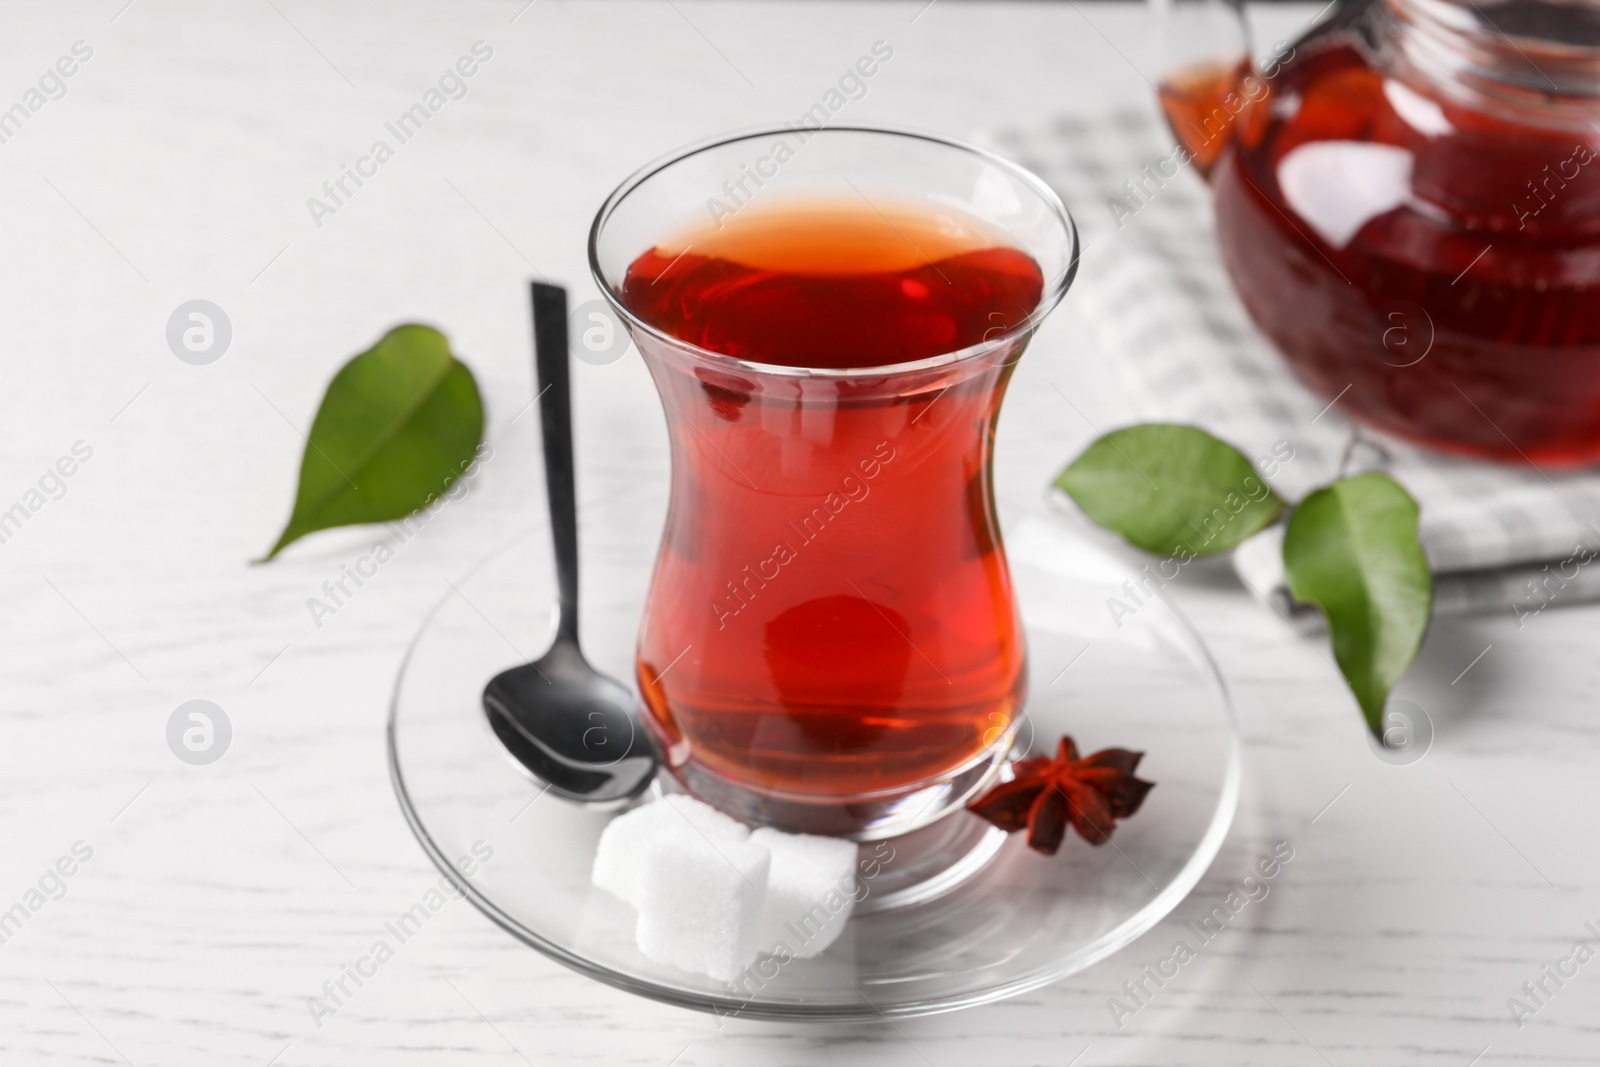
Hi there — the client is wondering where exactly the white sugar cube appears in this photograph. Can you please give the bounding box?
[752,827,860,959]
[659,793,751,841]
[593,795,864,980]
[592,794,749,909]
[636,827,769,982]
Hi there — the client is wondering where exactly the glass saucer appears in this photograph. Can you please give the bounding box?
[388,511,1240,1020]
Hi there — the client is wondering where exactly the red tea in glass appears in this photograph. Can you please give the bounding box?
[590,129,1076,837]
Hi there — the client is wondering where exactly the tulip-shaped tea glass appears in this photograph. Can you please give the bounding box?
[591,127,1077,839]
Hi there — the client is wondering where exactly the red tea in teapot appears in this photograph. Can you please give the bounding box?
[1161,0,1600,464]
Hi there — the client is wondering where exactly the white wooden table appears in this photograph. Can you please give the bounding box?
[2,1,1595,1063]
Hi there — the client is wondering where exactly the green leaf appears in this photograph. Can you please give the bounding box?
[1054,423,1286,556]
[259,324,484,561]
[1281,473,1432,737]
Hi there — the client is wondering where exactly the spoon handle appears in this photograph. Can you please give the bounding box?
[531,282,580,643]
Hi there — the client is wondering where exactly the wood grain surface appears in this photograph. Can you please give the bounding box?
[0,1,1592,1063]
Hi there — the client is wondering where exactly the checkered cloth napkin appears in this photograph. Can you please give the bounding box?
[985,111,1600,623]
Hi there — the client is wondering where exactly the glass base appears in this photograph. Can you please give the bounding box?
[853,803,1009,912]
[622,776,1011,910]
[657,722,1019,841]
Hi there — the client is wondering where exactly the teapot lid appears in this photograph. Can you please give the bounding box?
[1388,0,1600,108]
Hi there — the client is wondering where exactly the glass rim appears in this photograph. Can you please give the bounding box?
[587,124,1080,380]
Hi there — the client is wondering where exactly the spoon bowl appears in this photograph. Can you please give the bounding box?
[485,644,655,803]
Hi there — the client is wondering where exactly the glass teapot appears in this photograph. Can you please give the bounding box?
[1154,0,1600,465]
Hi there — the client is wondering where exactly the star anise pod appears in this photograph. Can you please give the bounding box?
[968,736,1155,854]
